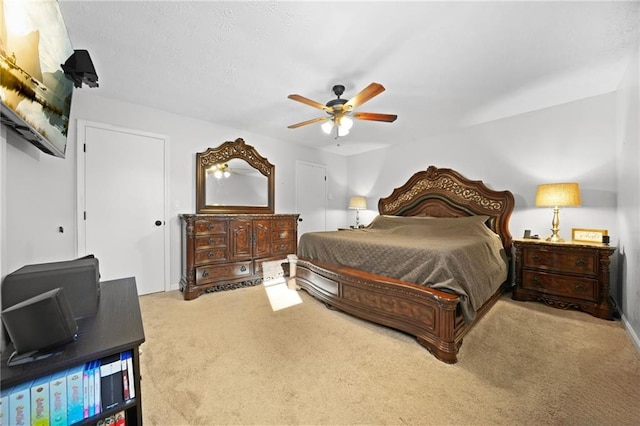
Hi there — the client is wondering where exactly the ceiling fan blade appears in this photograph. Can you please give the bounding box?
[288,94,330,111]
[287,116,329,129]
[344,83,386,110]
[353,112,398,122]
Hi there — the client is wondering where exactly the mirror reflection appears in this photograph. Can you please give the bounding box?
[205,158,269,207]
[195,138,274,214]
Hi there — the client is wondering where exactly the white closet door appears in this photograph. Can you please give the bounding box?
[81,122,167,295]
[296,161,327,237]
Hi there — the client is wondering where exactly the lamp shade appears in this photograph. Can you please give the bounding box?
[348,196,367,210]
[535,183,581,207]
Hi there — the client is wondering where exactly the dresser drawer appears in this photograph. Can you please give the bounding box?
[272,219,294,230]
[195,261,252,285]
[522,270,598,302]
[194,219,227,235]
[272,229,294,241]
[195,234,227,249]
[194,248,228,265]
[271,240,294,255]
[523,248,597,275]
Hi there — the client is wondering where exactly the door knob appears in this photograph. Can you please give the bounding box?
[298,218,303,222]
[155,220,162,226]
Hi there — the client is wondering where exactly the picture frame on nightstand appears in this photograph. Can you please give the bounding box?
[571,228,608,243]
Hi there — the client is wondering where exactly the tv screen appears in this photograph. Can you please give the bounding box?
[0,0,74,158]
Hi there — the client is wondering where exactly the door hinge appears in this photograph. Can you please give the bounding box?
[84,211,86,220]
[83,143,86,153]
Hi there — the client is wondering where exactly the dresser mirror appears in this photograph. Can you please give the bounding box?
[195,138,275,214]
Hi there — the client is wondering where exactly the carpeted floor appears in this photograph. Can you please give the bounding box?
[137,283,640,425]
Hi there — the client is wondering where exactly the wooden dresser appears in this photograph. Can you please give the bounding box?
[179,213,299,300]
[512,238,616,319]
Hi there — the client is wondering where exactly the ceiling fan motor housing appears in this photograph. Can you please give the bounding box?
[326,84,348,111]
[332,84,345,97]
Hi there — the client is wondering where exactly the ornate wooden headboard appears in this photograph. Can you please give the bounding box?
[378,166,515,251]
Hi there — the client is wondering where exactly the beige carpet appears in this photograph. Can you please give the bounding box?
[138,284,640,425]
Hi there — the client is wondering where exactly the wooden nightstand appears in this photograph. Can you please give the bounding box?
[512,238,616,320]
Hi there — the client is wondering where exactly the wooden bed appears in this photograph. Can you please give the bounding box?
[292,166,515,363]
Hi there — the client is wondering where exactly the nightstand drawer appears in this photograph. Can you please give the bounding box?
[522,270,598,302]
[523,248,597,275]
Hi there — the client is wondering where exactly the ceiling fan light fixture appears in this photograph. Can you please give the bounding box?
[339,116,353,131]
[321,120,334,134]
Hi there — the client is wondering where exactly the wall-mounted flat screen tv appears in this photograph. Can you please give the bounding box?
[0,0,74,158]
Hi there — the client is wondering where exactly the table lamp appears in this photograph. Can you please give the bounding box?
[535,182,581,242]
[348,196,367,228]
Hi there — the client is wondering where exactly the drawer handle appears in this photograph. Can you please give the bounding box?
[207,224,215,231]
[240,265,247,272]
[280,232,286,239]
[575,283,587,292]
[202,271,209,278]
[531,277,542,287]
[576,258,587,267]
[208,237,215,245]
[207,251,214,258]
[532,254,541,262]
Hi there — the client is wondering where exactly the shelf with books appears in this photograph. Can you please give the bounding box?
[1,278,145,426]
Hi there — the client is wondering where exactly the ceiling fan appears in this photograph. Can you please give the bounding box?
[287,83,398,138]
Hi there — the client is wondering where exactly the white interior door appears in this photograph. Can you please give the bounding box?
[77,121,168,295]
[296,161,327,237]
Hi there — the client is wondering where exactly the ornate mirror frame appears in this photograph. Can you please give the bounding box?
[195,138,275,214]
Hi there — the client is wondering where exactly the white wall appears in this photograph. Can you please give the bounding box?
[348,93,618,243]
[616,47,640,347]
[2,92,348,289]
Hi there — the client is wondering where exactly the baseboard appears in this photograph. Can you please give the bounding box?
[170,282,180,292]
[621,312,640,354]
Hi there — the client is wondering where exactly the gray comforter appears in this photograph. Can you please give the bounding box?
[298,215,508,322]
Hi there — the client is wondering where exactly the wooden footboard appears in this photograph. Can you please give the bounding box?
[294,257,504,363]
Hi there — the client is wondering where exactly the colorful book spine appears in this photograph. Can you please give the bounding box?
[0,385,11,426]
[93,360,101,415]
[8,381,31,426]
[114,410,126,426]
[66,364,84,425]
[49,371,67,426]
[125,351,135,400]
[67,365,84,425]
[30,375,50,426]
[121,353,130,401]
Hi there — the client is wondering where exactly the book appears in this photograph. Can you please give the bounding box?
[100,353,124,411]
[120,352,129,401]
[1,386,11,426]
[82,363,90,419]
[87,361,95,417]
[94,360,101,415]
[114,410,126,426]
[66,365,84,424]
[49,371,67,426]
[30,375,50,426]
[9,380,31,426]
[121,351,135,400]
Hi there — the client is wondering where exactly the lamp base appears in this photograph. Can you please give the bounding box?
[546,233,564,243]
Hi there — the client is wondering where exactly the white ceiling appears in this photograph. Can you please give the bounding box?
[58,1,639,156]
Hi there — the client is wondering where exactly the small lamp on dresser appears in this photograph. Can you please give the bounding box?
[535,182,581,242]
[349,196,367,228]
